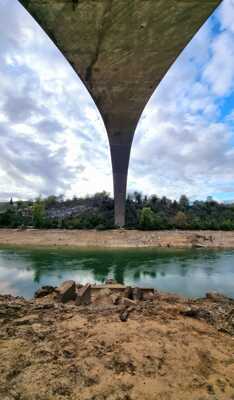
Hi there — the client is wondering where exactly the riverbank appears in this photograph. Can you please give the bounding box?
[0,283,233,400]
[0,228,234,248]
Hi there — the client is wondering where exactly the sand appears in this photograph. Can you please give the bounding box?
[0,228,234,248]
[0,288,233,400]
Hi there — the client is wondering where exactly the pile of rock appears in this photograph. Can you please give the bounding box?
[35,280,91,305]
[34,280,156,307]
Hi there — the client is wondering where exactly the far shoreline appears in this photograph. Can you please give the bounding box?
[0,228,234,249]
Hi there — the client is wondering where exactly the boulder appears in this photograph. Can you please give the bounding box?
[111,294,120,305]
[123,286,132,299]
[132,287,142,301]
[206,292,229,302]
[76,284,91,306]
[105,278,118,285]
[121,298,137,307]
[119,309,129,322]
[57,281,76,303]
[34,286,55,299]
[143,291,154,301]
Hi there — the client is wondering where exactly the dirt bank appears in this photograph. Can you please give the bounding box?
[0,284,234,400]
[0,229,234,248]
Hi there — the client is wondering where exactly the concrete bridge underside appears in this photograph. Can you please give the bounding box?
[19,0,221,226]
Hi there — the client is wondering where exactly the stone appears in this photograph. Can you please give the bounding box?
[119,305,135,322]
[132,287,142,301]
[119,309,129,322]
[206,292,229,302]
[121,298,137,307]
[76,284,91,306]
[143,291,154,301]
[34,286,55,298]
[33,303,54,310]
[123,286,132,299]
[76,283,83,289]
[110,294,120,305]
[105,278,118,285]
[57,281,76,303]
[93,288,113,305]
[181,307,214,323]
[14,315,39,325]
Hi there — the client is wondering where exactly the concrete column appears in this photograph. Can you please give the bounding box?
[109,140,133,227]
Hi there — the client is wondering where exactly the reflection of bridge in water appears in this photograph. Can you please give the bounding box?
[19,0,221,226]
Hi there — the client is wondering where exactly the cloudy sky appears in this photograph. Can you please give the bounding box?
[0,0,234,202]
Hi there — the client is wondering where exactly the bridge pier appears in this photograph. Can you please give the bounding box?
[107,124,134,227]
[109,140,133,227]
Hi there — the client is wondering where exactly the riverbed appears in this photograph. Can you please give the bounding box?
[0,246,233,299]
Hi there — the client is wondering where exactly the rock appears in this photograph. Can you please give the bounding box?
[206,292,229,302]
[143,291,154,301]
[76,284,91,306]
[103,288,112,296]
[132,287,142,301]
[34,286,55,298]
[33,303,54,310]
[153,289,160,298]
[57,281,76,303]
[14,314,39,325]
[181,308,199,318]
[93,288,113,305]
[121,298,137,307]
[76,283,83,289]
[110,294,120,305]
[124,286,132,299]
[181,307,214,323]
[119,309,129,322]
[105,278,118,285]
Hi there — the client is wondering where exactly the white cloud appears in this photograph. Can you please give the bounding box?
[219,0,234,32]
[203,31,234,96]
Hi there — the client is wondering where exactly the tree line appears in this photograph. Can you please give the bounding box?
[0,192,233,230]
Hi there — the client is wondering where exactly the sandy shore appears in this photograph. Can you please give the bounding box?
[0,228,234,249]
[0,287,233,400]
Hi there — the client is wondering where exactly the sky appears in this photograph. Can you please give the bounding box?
[0,0,234,202]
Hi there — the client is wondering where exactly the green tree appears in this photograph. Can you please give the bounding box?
[32,200,45,228]
[139,207,155,230]
[44,195,57,208]
[179,195,189,210]
[134,191,143,206]
[174,211,188,229]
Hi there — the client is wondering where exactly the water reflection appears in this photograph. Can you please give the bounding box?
[0,246,233,299]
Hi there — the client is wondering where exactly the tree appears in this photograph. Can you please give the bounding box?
[32,200,45,228]
[179,195,189,210]
[139,207,155,230]
[174,211,188,229]
[133,191,143,206]
[44,195,57,208]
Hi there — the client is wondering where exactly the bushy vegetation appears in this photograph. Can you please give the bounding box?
[0,192,234,230]
[126,193,234,230]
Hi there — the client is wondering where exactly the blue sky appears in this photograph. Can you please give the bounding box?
[0,0,233,202]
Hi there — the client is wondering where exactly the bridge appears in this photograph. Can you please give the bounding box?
[19,0,222,226]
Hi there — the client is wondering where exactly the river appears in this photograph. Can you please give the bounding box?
[0,246,233,299]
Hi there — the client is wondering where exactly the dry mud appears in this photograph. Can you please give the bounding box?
[0,289,233,400]
[0,229,234,248]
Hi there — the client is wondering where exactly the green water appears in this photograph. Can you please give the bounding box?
[0,246,233,299]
